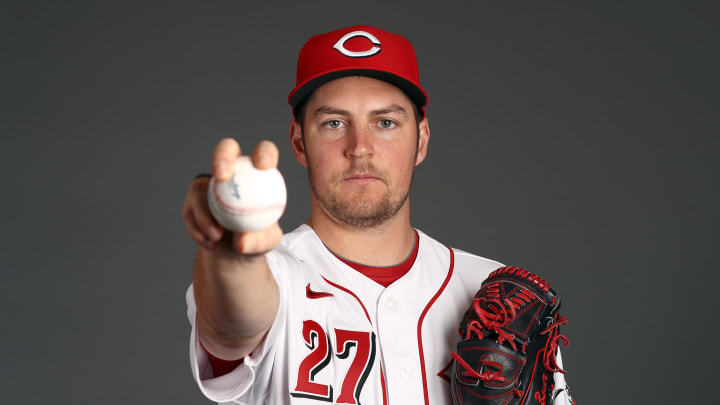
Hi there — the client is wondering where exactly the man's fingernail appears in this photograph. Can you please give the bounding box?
[256,152,271,168]
[214,160,227,178]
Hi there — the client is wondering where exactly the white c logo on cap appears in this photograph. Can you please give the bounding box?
[333,31,381,58]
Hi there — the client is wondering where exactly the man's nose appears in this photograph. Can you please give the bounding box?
[345,125,374,159]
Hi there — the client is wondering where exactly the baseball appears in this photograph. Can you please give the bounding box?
[207,156,287,232]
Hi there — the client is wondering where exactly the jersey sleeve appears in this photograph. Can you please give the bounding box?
[185,246,296,404]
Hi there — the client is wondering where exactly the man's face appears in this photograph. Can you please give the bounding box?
[290,76,429,228]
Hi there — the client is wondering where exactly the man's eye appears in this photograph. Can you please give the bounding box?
[325,120,342,129]
[378,119,396,129]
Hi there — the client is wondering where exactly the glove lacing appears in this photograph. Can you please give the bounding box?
[452,296,570,397]
[451,297,523,396]
[541,316,569,374]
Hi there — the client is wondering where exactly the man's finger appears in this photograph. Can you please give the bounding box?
[182,201,208,245]
[234,222,283,255]
[191,177,225,238]
[252,140,279,170]
[213,138,241,181]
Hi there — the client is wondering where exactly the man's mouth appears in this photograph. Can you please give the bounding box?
[347,173,376,179]
[344,173,382,184]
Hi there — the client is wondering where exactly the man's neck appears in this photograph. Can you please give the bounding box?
[307,200,416,267]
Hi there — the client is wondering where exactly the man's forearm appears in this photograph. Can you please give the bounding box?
[192,247,279,360]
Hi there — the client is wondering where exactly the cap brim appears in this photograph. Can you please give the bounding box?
[289,69,427,116]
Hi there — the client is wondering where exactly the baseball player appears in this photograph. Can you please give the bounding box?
[182,25,573,404]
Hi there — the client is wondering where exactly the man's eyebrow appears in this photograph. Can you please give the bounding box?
[370,105,409,119]
[314,106,350,117]
[312,104,410,119]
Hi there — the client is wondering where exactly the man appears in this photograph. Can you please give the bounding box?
[182,25,572,404]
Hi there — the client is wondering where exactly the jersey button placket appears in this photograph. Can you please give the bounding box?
[378,292,421,403]
[383,299,411,381]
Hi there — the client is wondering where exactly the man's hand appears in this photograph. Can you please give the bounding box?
[182,138,283,255]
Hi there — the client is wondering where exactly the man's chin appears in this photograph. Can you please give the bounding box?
[325,198,403,228]
[335,203,382,219]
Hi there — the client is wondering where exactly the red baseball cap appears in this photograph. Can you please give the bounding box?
[288,25,428,117]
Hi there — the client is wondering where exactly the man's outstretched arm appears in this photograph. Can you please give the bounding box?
[182,138,283,361]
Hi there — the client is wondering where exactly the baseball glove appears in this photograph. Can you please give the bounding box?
[450,266,571,405]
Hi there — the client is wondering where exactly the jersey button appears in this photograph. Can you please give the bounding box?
[386,297,398,308]
[400,367,411,378]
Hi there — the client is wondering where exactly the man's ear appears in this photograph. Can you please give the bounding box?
[289,119,308,167]
[415,117,430,166]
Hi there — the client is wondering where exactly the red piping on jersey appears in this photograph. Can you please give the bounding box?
[417,247,455,405]
[380,368,388,405]
[320,276,388,405]
[321,276,372,323]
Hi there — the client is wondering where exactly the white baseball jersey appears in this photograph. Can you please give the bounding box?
[186,224,572,404]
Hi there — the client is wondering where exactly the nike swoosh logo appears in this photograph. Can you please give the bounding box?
[306,283,334,299]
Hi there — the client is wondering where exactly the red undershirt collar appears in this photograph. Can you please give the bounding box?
[329,230,420,287]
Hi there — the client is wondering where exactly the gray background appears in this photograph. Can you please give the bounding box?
[2,1,718,403]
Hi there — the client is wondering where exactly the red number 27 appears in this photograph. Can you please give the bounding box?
[291,320,376,404]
